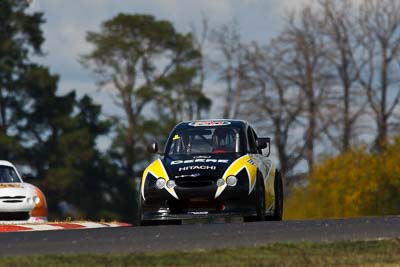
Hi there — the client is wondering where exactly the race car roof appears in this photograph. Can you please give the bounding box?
[174,119,248,131]
[0,160,16,168]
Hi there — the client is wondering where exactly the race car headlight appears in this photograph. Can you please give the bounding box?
[226,176,238,187]
[166,180,176,189]
[216,178,225,187]
[33,196,40,204]
[156,178,166,189]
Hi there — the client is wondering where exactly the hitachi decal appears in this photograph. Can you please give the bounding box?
[171,159,229,165]
[179,165,217,171]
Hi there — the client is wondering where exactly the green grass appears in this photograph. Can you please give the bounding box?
[2,239,400,267]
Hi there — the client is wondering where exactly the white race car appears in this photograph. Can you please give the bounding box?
[0,161,47,223]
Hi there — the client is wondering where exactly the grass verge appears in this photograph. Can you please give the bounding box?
[2,239,400,267]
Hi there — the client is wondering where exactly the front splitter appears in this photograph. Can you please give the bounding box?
[141,211,256,221]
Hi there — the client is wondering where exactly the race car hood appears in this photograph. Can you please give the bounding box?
[0,183,33,198]
[163,154,239,179]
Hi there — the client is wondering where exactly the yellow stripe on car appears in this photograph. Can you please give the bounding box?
[141,159,178,200]
[215,155,257,198]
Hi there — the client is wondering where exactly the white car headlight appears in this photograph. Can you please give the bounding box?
[166,180,176,189]
[156,178,166,189]
[226,176,238,187]
[33,196,40,204]
[216,178,225,187]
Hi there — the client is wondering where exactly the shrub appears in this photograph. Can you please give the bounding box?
[284,138,400,219]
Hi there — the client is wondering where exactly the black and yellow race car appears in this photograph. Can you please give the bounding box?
[139,120,283,225]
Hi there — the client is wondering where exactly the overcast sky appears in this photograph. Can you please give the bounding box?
[29,0,308,115]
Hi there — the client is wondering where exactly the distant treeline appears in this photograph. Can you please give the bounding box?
[1,0,400,221]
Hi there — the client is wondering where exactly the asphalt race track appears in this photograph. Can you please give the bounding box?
[1,216,399,256]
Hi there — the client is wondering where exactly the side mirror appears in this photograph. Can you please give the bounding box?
[22,173,34,180]
[147,142,158,154]
[256,137,271,157]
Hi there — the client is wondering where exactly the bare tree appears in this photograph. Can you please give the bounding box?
[355,0,400,151]
[210,20,247,119]
[190,14,211,119]
[244,42,305,178]
[316,0,366,153]
[277,7,333,170]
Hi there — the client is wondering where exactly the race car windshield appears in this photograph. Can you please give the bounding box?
[167,126,243,155]
[0,166,21,183]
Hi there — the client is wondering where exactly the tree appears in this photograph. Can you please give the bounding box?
[81,14,207,178]
[210,21,247,119]
[17,65,129,220]
[0,0,44,159]
[277,7,333,170]
[356,0,400,151]
[0,1,139,221]
[316,0,365,153]
[191,15,212,119]
[244,42,305,178]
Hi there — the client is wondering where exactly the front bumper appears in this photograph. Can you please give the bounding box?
[0,203,47,223]
[141,179,257,221]
[0,212,47,224]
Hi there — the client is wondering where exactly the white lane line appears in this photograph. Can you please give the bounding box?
[23,224,63,231]
[77,222,111,228]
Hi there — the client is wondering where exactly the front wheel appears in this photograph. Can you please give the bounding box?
[255,174,266,221]
[244,173,265,222]
[272,170,283,221]
[136,192,155,226]
[135,193,145,226]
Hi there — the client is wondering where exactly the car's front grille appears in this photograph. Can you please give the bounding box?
[0,196,25,199]
[0,196,25,204]
[0,212,30,221]
[175,177,216,187]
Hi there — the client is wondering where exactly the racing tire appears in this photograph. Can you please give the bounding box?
[136,192,155,226]
[137,196,181,226]
[135,193,145,226]
[137,200,162,226]
[255,173,266,221]
[272,170,283,221]
[244,173,266,222]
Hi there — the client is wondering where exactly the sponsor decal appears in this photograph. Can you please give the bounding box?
[188,121,231,127]
[247,159,256,166]
[0,184,22,188]
[178,165,216,172]
[171,159,229,165]
[172,134,180,141]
